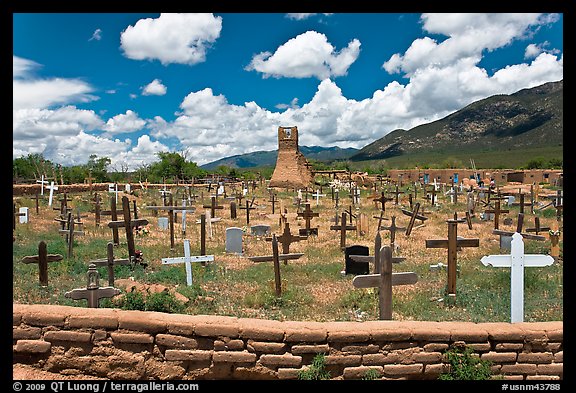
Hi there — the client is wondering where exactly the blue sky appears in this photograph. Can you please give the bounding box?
[13,13,563,171]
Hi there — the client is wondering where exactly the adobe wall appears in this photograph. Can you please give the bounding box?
[13,304,563,380]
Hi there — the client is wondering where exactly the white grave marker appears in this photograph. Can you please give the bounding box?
[36,175,49,195]
[108,183,121,203]
[45,181,58,206]
[480,232,554,323]
[312,189,326,206]
[161,239,214,286]
[19,207,29,224]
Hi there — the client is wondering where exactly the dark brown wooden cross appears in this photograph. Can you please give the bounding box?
[20,241,63,286]
[203,196,224,218]
[484,197,509,230]
[91,192,102,226]
[247,235,304,296]
[401,202,428,236]
[64,264,121,308]
[352,245,417,320]
[269,192,278,214]
[297,203,319,235]
[31,193,41,215]
[344,205,356,225]
[146,194,196,250]
[511,191,532,214]
[266,222,307,265]
[493,213,546,241]
[89,242,130,286]
[425,185,439,206]
[525,216,551,236]
[240,197,257,225]
[373,191,393,212]
[372,211,389,233]
[55,212,85,258]
[425,219,480,296]
[107,196,149,266]
[391,185,404,205]
[330,212,357,250]
[380,216,406,251]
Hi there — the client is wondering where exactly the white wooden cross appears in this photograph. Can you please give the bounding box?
[312,189,326,206]
[108,183,121,203]
[36,175,49,195]
[480,232,554,323]
[161,239,214,286]
[45,181,58,206]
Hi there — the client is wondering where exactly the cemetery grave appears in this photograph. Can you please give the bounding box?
[12,178,563,323]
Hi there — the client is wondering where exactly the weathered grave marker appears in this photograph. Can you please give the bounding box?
[484,197,510,230]
[297,203,319,236]
[107,196,149,266]
[373,191,393,212]
[481,232,554,322]
[248,235,304,296]
[161,239,214,286]
[344,244,370,275]
[65,264,121,308]
[251,224,271,237]
[45,181,58,207]
[203,196,224,219]
[493,213,545,251]
[425,219,480,296]
[380,216,406,251]
[265,222,307,264]
[89,242,130,286]
[240,197,257,225]
[402,202,427,236]
[525,217,550,236]
[352,245,417,320]
[20,241,63,286]
[225,227,243,255]
[330,212,357,250]
[145,194,196,250]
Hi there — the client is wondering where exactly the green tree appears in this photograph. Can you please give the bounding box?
[85,155,111,182]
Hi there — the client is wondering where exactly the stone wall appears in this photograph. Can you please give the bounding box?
[13,304,562,380]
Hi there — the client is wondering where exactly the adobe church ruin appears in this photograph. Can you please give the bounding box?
[269,126,313,189]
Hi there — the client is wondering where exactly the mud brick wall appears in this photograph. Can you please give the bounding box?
[269,127,313,190]
[13,304,562,380]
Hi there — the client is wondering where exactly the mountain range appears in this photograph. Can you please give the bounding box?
[200,79,563,169]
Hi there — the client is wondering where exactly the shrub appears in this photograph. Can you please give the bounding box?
[438,345,493,380]
[298,353,331,380]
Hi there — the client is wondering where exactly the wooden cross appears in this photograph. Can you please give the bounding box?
[202,196,224,219]
[161,239,214,286]
[240,197,257,225]
[511,191,532,214]
[30,193,41,215]
[64,264,121,308]
[425,184,438,206]
[525,216,551,236]
[391,185,404,205]
[484,197,509,230]
[36,175,49,195]
[146,194,196,250]
[425,219,480,296]
[380,216,406,251]
[372,211,389,233]
[312,189,326,206]
[493,213,546,241]
[297,203,319,235]
[20,241,63,286]
[401,202,428,236]
[265,222,307,262]
[247,235,304,296]
[446,186,464,204]
[85,171,94,195]
[268,192,278,214]
[373,191,393,212]
[45,181,59,207]
[481,232,554,322]
[330,212,357,250]
[56,212,85,258]
[352,245,418,320]
[89,242,130,287]
[344,205,356,225]
[107,196,149,266]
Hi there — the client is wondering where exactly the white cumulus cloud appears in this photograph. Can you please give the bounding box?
[103,110,147,134]
[142,79,167,96]
[120,13,222,65]
[246,31,361,79]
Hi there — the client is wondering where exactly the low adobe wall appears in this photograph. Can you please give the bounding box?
[13,304,563,380]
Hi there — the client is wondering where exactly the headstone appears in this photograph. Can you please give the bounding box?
[158,217,169,230]
[18,207,29,224]
[251,224,271,237]
[507,195,516,206]
[226,227,243,255]
[345,245,370,275]
[481,232,554,322]
[161,239,214,286]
